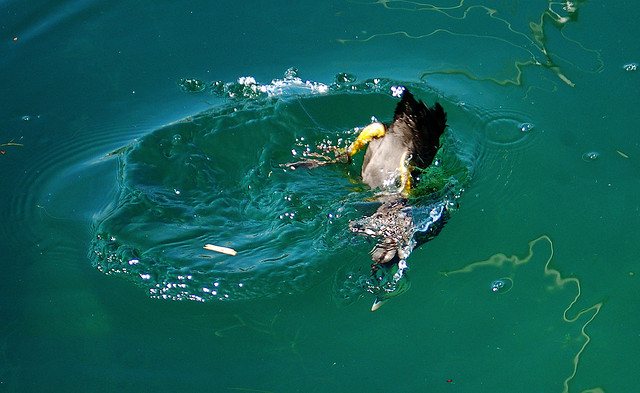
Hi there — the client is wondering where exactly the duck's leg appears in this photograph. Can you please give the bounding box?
[346,122,386,156]
[398,151,413,196]
[285,122,386,170]
[285,151,348,170]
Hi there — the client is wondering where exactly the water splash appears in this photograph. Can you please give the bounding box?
[188,67,331,100]
[90,71,481,304]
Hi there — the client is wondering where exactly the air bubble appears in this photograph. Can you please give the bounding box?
[483,114,534,147]
[623,63,638,72]
[335,72,356,84]
[284,67,299,79]
[582,151,599,161]
[391,86,405,97]
[490,278,513,293]
[178,78,206,93]
[519,122,534,132]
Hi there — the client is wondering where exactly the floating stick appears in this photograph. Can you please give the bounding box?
[204,244,237,256]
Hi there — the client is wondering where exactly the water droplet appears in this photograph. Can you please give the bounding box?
[490,278,513,293]
[519,122,534,132]
[284,67,299,79]
[623,63,638,71]
[582,151,599,161]
[391,85,405,97]
[178,78,206,92]
[335,72,356,84]
[483,116,533,146]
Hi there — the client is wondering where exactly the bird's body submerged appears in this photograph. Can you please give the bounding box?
[288,87,448,310]
[351,88,447,309]
[360,89,447,192]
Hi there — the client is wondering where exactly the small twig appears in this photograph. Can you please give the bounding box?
[616,149,629,159]
[0,139,24,147]
[204,244,237,256]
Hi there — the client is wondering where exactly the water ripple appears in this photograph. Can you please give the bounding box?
[2,116,144,267]
[6,71,542,302]
[455,103,538,212]
[89,75,483,302]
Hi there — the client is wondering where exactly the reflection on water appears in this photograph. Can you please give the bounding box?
[442,235,603,393]
[1,0,634,390]
[342,0,603,91]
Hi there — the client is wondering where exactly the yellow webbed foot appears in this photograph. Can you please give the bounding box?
[347,122,386,156]
[398,151,413,196]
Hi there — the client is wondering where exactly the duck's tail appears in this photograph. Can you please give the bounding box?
[393,88,447,168]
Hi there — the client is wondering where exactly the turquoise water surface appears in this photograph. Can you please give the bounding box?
[1,1,638,392]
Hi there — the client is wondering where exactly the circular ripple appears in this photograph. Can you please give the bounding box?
[480,110,536,149]
[0,113,143,267]
[451,104,539,214]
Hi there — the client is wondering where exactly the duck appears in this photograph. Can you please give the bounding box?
[288,87,448,310]
[349,87,447,193]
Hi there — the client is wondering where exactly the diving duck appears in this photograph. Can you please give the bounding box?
[289,87,448,310]
[350,87,446,193]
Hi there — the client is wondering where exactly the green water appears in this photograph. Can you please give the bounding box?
[1,1,638,392]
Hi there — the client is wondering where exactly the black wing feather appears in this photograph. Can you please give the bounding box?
[391,89,447,168]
